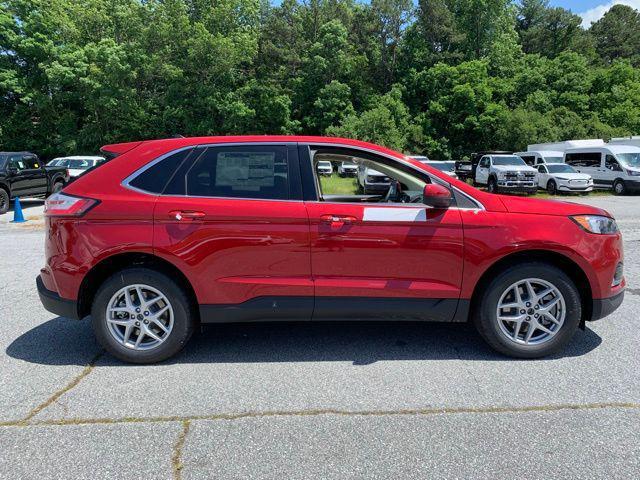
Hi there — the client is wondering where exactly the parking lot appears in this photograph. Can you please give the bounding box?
[1,195,639,479]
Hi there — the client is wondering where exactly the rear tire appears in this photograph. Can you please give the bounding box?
[474,262,581,359]
[613,179,626,196]
[91,268,196,364]
[0,188,9,215]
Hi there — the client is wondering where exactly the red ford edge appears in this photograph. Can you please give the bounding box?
[37,136,625,363]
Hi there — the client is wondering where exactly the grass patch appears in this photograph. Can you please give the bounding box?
[319,174,360,195]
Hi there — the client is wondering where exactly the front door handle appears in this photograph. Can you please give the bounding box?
[320,214,357,227]
[169,210,206,221]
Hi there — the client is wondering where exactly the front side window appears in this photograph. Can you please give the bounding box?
[23,156,39,169]
[479,157,490,168]
[605,155,622,171]
[186,146,289,200]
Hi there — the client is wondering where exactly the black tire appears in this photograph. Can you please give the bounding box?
[546,180,557,195]
[0,188,9,215]
[51,181,64,195]
[613,179,626,196]
[474,262,582,359]
[91,268,196,364]
[487,176,498,194]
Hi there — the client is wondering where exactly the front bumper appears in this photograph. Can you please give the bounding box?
[590,290,625,321]
[558,184,594,192]
[36,275,79,320]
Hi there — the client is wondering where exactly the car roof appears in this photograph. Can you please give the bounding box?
[515,150,564,157]
[565,145,640,154]
[54,155,105,160]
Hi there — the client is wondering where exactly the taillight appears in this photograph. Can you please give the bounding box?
[44,193,98,217]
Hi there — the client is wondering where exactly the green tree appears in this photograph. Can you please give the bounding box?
[590,4,640,66]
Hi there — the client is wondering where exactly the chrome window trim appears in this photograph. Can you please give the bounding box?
[121,140,485,211]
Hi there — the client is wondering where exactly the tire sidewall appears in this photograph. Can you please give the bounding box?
[476,263,581,358]
[91,268,195,363]
[547,180,556,195]
[0,189,9,215]
[614,180,625,196]
[488,177,497,193]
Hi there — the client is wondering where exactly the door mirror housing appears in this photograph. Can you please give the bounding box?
[423,184,453,208]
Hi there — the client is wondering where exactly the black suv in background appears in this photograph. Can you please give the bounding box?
[0,152,70,214]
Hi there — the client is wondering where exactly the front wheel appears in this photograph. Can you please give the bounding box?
[474,262,581,358]
[613,180,626,196]
[0,188,9,215]
[547,180,557,195]
[487,177,498,194]
[91,268,196,363]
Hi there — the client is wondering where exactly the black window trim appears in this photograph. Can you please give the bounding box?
[122,142,303,202]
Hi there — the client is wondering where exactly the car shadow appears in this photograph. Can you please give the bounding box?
[6,316,603,366]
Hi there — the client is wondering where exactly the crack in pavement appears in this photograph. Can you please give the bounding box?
[171,420,191,480]
[1,401,638,429]
[18,350,104,425]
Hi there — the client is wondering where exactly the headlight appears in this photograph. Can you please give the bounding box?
[571,215,619,234]
[626,169,640,176]
[496,172,506,179]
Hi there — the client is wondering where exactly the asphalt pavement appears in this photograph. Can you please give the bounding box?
[0,195,638,479]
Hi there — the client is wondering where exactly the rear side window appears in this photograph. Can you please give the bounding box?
[129,148,193,194]
[184,146,289,200]
[565,152,601,168]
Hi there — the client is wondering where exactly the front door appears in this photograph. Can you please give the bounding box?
[153,143,313,321]
[21,154,47,195]
[302,145,465,322]
[476,157,490,184]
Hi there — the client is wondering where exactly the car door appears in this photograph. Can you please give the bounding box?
[19,154,47,195]
[152,143,313,321]
[300,144,464,322]
[476,156,490,184]
[604,154,624,187]
[537,165,548,188]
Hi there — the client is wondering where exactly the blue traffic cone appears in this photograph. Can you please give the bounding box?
[11,197,26,223]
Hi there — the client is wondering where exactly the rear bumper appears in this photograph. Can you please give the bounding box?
[590,290,625,321]
[36,275,79,320]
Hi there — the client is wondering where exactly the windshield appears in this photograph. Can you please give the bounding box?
[547,164,575,174]
[544,157,564,163]
[427,162,455,172]
[47,159,62,166]
[617,153,640,168]
[66,159,93,169]
[493,156,526,166]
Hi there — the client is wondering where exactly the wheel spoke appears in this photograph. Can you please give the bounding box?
[107,318,131,326]
[524,324,536,343]
[134,329,145,348]
[151,319,169,333]
[513,321,523,340]
[525,281,537,303]
[541,296,560,312]
[144,327,162,343]
[123,325,133,344]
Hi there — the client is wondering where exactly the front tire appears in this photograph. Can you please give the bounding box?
[487,177,498,194]
[613,179,626,196]
[91,268,196,363]
[0,188,9,215]
[474,262,581,358]
[547,180,557,195]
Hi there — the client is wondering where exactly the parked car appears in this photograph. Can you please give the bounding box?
[37,136,625,363]
[408,155,429,162]
[0,151,70,214]
[536,163,593,195]
[475,154,538,194]
[338,160,358,177]
[316,160,333,176]
[357,165,392,194]
[455,160,473,181]
[47,156,105,178]
[515,151,565,167]
[423,161,458,180]
[564,144,640,195]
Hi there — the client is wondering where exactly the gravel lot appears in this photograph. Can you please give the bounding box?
[0,195,639,479]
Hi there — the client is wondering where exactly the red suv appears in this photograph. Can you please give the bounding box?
[37,136,625,363]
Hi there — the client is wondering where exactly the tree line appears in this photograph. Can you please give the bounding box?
[2,0,640,159]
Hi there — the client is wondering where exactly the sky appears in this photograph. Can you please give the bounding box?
[550,1,640,27]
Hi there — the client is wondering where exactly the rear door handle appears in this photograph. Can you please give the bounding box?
[169,210,206,221]
[320,214,357,227]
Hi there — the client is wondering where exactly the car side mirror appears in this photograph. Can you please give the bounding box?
[7,166,18,175]
[423,184,452,208]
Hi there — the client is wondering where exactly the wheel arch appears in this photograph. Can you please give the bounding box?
[0,182,10,197]
[77,252,199,321]
[469,250,593,324]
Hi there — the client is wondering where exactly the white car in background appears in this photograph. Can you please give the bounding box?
[535,163,593,195]
[47,156,105,178]
[316,160,333,176]
[338,161,358,177]
[422,160,458,180]
[515,150,565,167]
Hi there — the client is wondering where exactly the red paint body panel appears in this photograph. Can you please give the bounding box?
[43,135,624,322]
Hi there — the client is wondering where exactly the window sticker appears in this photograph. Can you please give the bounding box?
[216,152,276,191]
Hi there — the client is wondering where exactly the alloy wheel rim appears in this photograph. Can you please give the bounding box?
[496,278,566,346]
[106,284,174,351]
[615,182,623,194]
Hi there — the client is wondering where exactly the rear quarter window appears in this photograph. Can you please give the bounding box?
[128,148,193,194]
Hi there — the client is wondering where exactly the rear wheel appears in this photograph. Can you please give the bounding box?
[0,188,9,215]
[613,179,626,196]
[91,268,196,363]
[474,262,581,358]
[51,181,64,195]
[547,180,557,195]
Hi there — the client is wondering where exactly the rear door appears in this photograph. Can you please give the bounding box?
[152,143,313,321]
[301,144,464,322]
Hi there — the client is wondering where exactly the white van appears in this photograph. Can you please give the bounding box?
[564,144,640,195]
[515,150,565,167]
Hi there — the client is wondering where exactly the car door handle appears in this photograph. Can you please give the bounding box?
[169,210,205,221]
[320,214,357,226]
